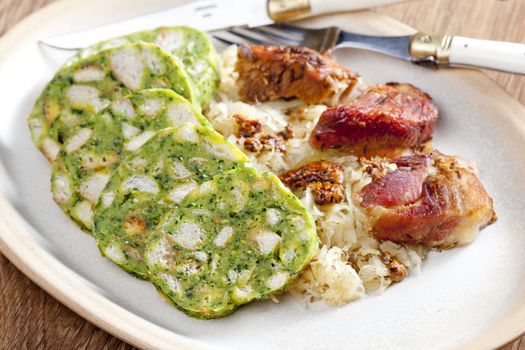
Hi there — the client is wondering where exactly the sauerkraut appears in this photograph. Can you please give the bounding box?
[205,45,428,307]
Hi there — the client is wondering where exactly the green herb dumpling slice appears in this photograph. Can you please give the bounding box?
[28,42,198,162]
[51,89,208,231]
[93,124,249,278]
[145,167,320,319]
[75,26,220,110]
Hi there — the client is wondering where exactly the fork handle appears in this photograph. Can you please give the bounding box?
[448,37,525,74]
[268,0,409,22]
[409,32,525,75]
[310,0,410,16]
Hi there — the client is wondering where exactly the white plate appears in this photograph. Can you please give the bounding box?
[1,1,525,349]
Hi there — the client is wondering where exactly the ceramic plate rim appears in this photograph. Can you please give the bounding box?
[0,1,524,349]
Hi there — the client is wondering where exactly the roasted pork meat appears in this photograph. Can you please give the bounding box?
[236,45,358,106]
[310,83,438,155]
[279,160,345,205]
[355,151,496,248]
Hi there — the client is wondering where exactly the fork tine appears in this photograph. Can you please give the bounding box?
[268,23,308,35]
[212,30,262,46]
[227,27,275,46]
[212,31,240,46]
[248,27,302,46]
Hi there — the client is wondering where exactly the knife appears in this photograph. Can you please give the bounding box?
[39,0,410,50]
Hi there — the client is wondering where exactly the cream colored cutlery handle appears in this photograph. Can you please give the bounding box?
[449,36,525,75]
[268,0,408,22]
[310,0,409,16]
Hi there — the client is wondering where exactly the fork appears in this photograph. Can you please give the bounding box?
[212,24,525,75]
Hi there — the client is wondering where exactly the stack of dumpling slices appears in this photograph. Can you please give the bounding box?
[27,27,319,318]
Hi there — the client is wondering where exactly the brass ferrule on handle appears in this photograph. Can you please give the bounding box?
[267,0,312,22]
[409,32,453,64]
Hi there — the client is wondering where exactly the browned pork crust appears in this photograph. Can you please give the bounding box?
[355,151,496,248]
[236,45,358,105]
[311,83,438,156]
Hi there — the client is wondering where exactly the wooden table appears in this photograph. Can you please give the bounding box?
[0,1,523,349]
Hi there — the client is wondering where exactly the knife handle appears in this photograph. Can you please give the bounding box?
[267,0,409,22]
[409,32,525,75]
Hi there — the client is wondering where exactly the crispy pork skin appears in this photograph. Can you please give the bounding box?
[279,160,345,205]
[236,45,358,106]
[355,151,496,248]
[310,83,438,155]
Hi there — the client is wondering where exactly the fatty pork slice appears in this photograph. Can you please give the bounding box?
[236,45,358,106]
[310,83,438,155]
[355,151,496,248]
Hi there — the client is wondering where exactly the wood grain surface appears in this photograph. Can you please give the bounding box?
[0,1,523,349]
